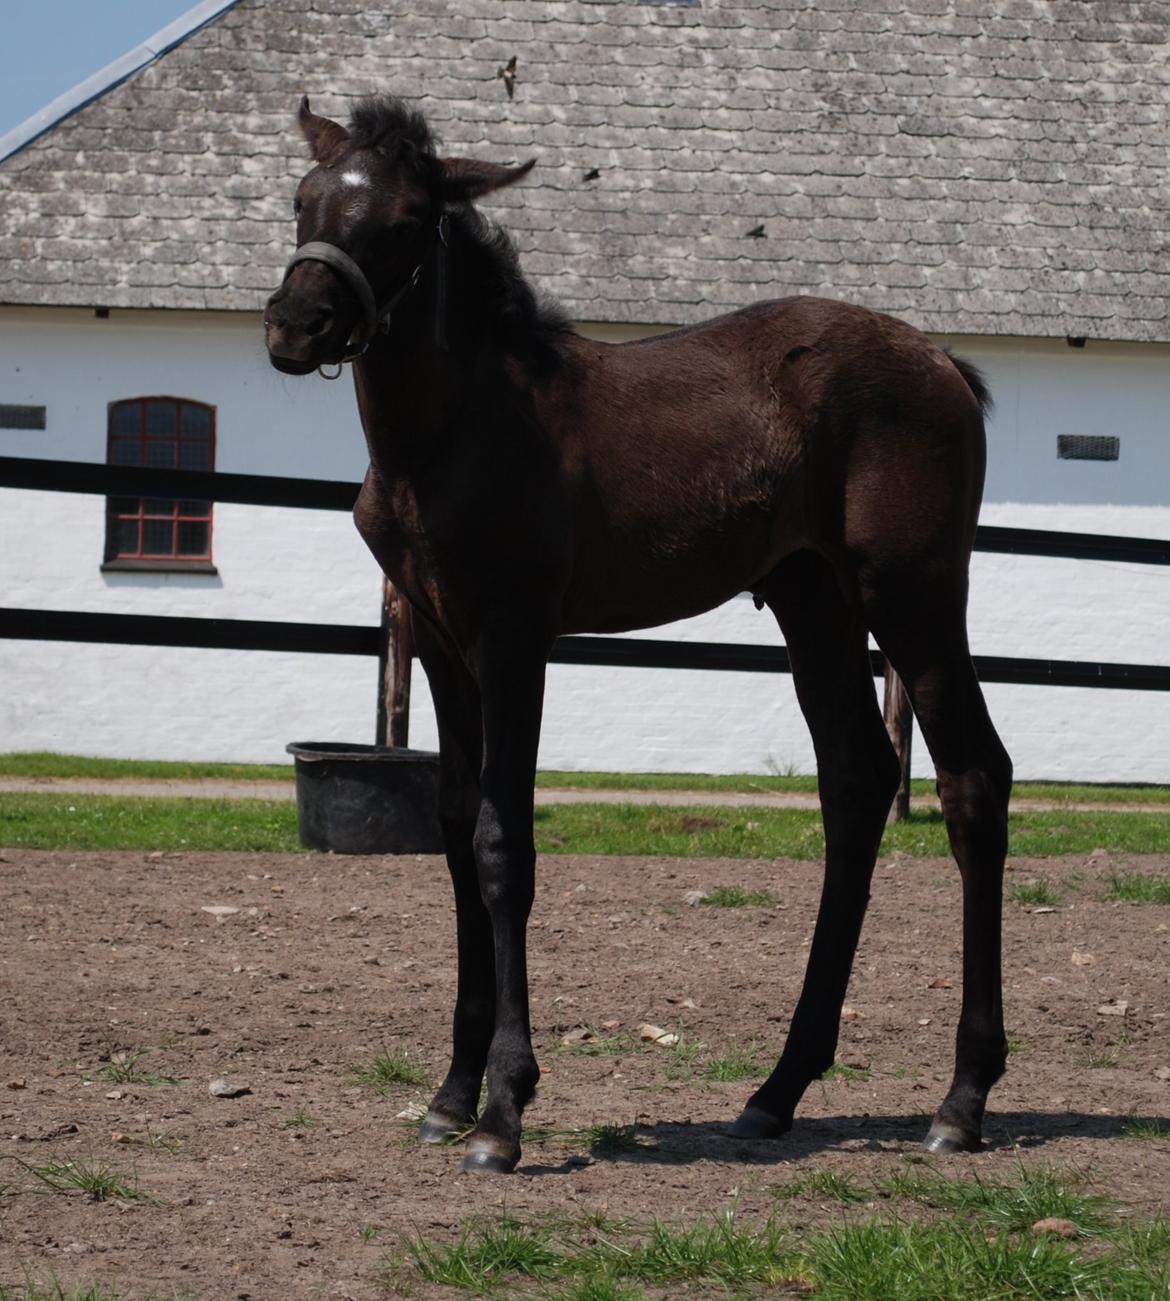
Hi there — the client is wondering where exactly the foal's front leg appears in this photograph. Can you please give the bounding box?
[461,639,549,1174]
[412,618,492,1144]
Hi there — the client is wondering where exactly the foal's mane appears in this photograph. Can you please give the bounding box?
[348,95,575,374]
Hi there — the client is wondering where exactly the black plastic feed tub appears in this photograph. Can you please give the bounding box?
[286,742,443,854]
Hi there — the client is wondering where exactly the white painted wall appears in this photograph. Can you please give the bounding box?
[1,308,1168,781]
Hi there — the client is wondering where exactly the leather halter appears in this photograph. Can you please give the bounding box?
[280,216,447,378]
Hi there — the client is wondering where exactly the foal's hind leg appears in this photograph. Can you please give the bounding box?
[412,618,494,1144]
[732,552,900,1138]
[863,578,1012,1152]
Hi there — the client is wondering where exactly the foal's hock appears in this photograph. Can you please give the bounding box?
[265,94,1012,1175]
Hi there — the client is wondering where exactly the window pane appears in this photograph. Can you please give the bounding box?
[109,496,138,516]
[112,518,140,555]
[144,440,176,468]
[144,497,177,516]
[179,498,211,515]
[177,520,209,556]
[143,519,175,555]
[146,400,176,436]
[109,403,141,436]
[109,436,140,466]
[181,404,212,439]
[179,439,211,470]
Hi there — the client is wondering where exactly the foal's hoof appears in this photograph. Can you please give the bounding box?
[923,1119,983,1154]
[419,1110,470,1145]
[728,1106,791,1140]
[460,1138,520,1175]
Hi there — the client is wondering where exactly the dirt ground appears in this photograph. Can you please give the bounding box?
[1,845,1168,1299]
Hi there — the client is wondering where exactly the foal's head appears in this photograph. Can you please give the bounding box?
[265,96,533,374]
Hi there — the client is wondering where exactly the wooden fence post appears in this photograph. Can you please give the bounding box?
[376,578,413,748]
[882,662,913,821]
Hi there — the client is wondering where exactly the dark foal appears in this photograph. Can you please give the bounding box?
[265,96,1012,1174]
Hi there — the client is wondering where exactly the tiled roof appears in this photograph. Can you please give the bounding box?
[2,0,1168,342]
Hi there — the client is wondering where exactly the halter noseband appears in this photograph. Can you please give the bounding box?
[280,215,447,378]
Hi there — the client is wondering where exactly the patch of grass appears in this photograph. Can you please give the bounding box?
[387,1199,1170,1301]
[1121,1114,1169,1141]
[877,1164,1111,1235]
[1007,1038,1026,1055]
[664,1036,706,1080]
[805,1218,1104,1300]
[585,1123,648,1156]
[0,751,293,781]
[400,1214,568,1290]
[703,1042,769,1082]
[281,1107,319,1129]
[822,1063,872,1082]
[95,1049,183,1088]
[1104,872,1170,904]
[31,1158,149,1203]
[114,1130,180,1155]
[555,1030,641,1057]
[773,1170,868,1204]
[0,794,301,852]
[701,885,774,908]
[5,792,1170,858]
[351,1050,428,1093]
[1008,879,1062,906]
[0,1281,124,1301]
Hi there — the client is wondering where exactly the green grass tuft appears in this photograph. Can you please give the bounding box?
[30,1158,149,1203]
[1121,1114,1170,1141]
[1008,879,1062,906]
[1104,872,1170,904]
[351,1050,428,1093]
[0,1282,125,1301]
[701,885,775,908]
[585,1123,648,1156]
[94,1049,183,1088]
[703,1042,769,1082]
[401,1215,567,1290]
[822,1062,872,1082]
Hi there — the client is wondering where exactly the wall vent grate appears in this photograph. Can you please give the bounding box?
[0,404,46,430]
[1057,434,1119,462]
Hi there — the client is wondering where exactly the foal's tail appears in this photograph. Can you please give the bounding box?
[947,352,993,416]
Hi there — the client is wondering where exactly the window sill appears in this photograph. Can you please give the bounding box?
[101,560,219,575]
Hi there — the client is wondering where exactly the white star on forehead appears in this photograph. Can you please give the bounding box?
[340,170,369,188]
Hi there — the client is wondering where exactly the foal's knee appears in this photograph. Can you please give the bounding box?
[472,810,535,911]
[938,757,1011,864]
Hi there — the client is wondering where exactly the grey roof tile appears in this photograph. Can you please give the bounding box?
[1,0,1168,341]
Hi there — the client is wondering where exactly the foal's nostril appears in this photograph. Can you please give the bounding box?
[305,308,333,338]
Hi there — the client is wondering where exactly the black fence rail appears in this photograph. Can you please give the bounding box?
[1,456,1168,691]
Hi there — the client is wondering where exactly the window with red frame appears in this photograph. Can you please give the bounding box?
[104,398,216,569]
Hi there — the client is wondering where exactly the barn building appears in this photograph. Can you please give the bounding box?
[1,0,1168,780]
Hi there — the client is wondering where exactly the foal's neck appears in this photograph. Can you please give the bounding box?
[354,210,569,475]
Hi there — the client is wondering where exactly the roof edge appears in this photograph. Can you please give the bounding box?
[0,0,241,164]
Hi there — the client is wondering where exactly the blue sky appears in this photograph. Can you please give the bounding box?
[1,1,198,138]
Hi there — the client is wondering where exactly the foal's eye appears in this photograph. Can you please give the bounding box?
[292,196,303,218]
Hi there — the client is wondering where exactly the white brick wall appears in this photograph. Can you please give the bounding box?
[2,308,1168,781]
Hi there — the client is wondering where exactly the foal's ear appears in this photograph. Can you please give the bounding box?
[298,96,350,161]
[438,157,535,203]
